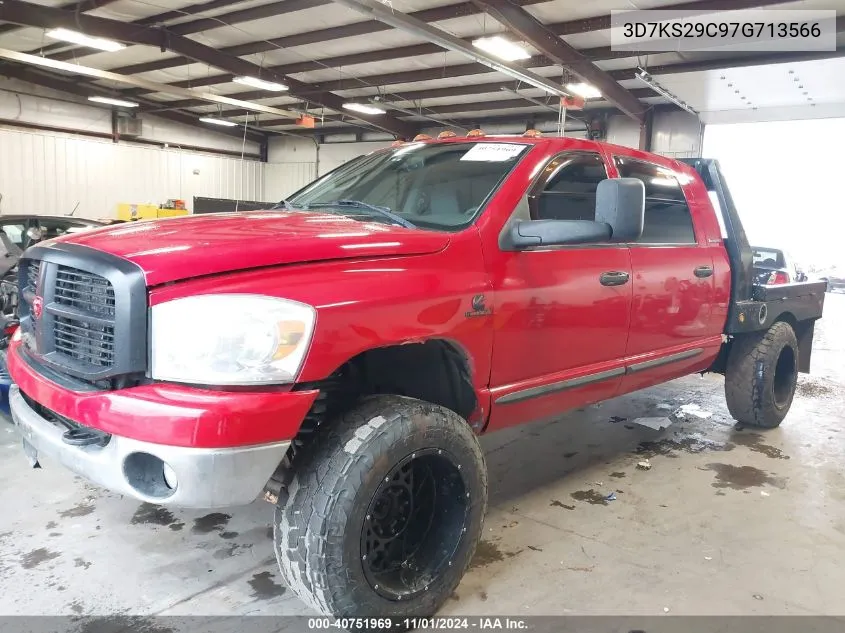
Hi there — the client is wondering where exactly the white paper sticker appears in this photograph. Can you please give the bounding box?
[460,143,525,162]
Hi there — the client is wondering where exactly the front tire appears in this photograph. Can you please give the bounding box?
[274,395,487,618]
[725,321,799,428]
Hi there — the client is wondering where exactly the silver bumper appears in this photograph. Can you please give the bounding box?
[10,386,290,508]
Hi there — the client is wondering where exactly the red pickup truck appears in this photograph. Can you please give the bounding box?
[8,135,825,619]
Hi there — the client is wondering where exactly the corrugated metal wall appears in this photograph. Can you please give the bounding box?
[0,127,265,218]
[264,162,317,201]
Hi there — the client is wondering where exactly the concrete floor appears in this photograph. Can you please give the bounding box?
[1,294,843,618]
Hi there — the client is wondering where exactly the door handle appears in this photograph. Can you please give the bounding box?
[694,265,714,278]
[599,271,630,286]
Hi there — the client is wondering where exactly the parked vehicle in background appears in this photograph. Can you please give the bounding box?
[752,246,807,285]
[6,137,826,619]
[816,267,845,293]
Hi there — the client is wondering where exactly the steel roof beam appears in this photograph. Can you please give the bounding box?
[0,61,267,142]
[111,0,545,76]
[471,0,644,123]
[0,0,417,138]
[329,0,573,99]
[48,0,330,61]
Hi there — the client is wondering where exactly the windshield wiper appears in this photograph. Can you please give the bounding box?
[306,199,416,229]
[270,199,297,211]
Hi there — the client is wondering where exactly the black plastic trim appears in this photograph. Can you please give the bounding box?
[495,367,625,404]
[17,346,102,393]
[626,348,703,374]
[18,242,147,382]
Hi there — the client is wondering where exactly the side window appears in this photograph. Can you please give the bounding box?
[533,153,607,221]
[614,157,696,244]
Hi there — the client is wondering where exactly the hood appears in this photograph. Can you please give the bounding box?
[54,211,450,286]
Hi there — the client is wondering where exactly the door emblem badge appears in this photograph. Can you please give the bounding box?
[465,294,492,318]
[31,296,43,320]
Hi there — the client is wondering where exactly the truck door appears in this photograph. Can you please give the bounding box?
[612,156,722,392]
[486,151,633,431]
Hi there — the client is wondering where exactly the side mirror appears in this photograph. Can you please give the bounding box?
[595,178,644,242]
[509,219,611,248]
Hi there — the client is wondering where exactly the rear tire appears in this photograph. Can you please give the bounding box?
[725,321,799,428]
[274,395,487,618]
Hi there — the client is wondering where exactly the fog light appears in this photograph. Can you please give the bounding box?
[163,462,178,490]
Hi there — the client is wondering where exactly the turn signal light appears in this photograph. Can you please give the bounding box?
[466,129,485,137]
[523,129,542,138]
[437,130,457,139]
[413,134,432,141]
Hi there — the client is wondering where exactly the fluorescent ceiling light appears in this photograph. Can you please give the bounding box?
[199,117,238,127]
[46,28,124,52]
[88,96,138,107]
[233,76,288,92]
[343,103,385,115]
[566,82,602,99]
[472,36,530,62]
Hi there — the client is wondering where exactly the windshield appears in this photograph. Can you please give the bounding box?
[287,142,530,231]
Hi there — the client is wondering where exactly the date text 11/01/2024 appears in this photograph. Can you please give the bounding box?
[308,618,528,629]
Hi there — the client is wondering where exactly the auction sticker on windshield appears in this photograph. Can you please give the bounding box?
[460,143,526,162]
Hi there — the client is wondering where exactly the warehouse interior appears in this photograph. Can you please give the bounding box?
[0,0,844,623]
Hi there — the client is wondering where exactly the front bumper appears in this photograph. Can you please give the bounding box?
[10,386,290,508]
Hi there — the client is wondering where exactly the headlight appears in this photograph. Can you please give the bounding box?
[150,294,316,385]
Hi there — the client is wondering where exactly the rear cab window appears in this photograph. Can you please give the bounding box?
[614,156,696,244]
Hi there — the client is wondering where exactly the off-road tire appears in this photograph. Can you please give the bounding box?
[725,321,799,428]
[274,395,487,618]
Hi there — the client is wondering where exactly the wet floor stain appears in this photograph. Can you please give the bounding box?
[58,503,95,519]
[705,463,787,490]
[266,526,274,539]
[637,435,735,458]
[74,557,92,570]
[609,471,626,478]
[550,500,575,510]
[192,513,231,535]
[248,571,286,599]
[130,503,186,532]
[20,547,60,569]
[731,433,790,459]
[624,425,636,430]
[563,452,578,459]
[45,521,58,530]
[479,591,488,601]
[68,600,84,615]
[469,540,504,568]
[48,532,62,538]
[213,543,253,560]
[78,615,175,633]
[608,416,627,424]
[570,489,609,505]
[220,531,239,540]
